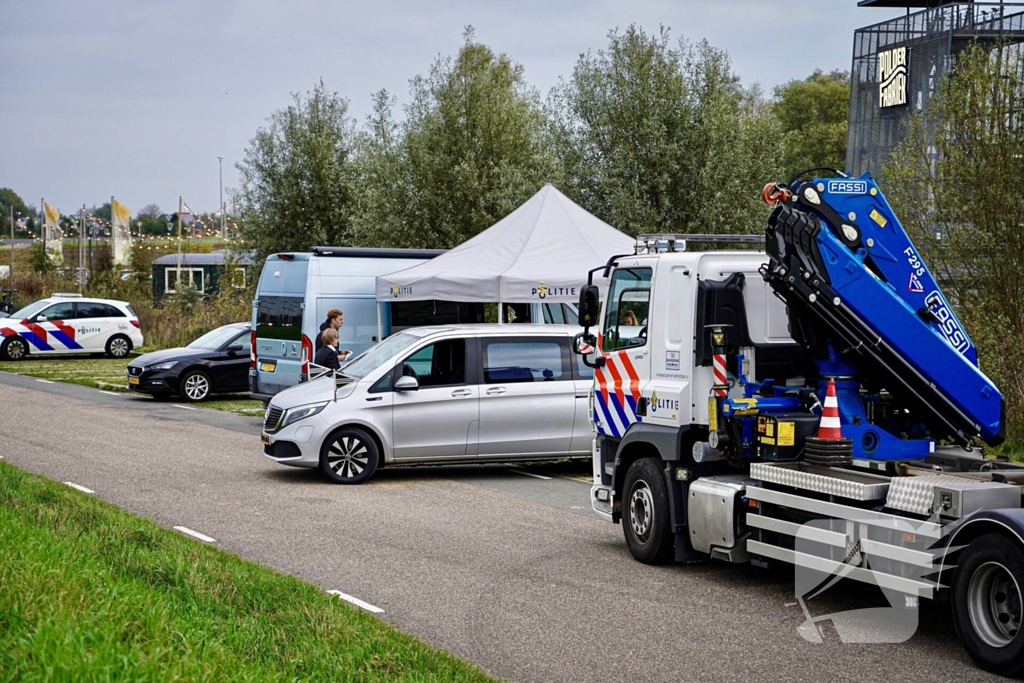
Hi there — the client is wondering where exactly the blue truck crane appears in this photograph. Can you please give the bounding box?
[574,172,1024,676]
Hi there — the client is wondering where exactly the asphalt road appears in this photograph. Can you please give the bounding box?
[0,372,1005,682]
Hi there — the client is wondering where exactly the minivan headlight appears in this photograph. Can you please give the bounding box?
[281,401,329,428]
[149,361,178,371]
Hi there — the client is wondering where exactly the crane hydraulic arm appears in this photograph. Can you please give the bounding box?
[761,173,1004,450]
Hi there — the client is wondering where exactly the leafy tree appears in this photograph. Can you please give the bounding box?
[93,203,112,222]
[356,28,559,248]
[773,70,850,178]
[548,25,781,236]
[0,187,31,236]
[883,45,1024,444]
[27,242,54,274]
[235,80,360,260]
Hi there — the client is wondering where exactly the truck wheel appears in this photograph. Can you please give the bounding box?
[622,457,673,564]
[952,532,1024,677]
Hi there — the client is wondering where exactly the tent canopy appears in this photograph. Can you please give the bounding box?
[375,184,634,304]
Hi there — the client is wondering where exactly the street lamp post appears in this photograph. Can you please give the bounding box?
[217,155,225,239]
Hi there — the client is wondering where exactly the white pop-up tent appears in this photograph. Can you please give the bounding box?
[375,184,634,314]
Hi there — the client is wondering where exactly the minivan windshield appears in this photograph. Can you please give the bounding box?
[342,330,428,379]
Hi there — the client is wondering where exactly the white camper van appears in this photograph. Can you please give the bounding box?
[249,247,578,400]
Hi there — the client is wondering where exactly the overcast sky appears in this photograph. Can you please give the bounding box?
[0,0,895,217]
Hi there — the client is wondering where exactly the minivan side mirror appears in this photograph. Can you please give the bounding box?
[394,375,420,392]
[578,285,600,328]
[226,343,244,354]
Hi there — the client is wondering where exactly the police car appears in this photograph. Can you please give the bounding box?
[0,293,143,360]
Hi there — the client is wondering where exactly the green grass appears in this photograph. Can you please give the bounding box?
[0,355,265,417]
[0,463,496,682]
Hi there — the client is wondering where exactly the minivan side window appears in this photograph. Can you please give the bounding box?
[481,338,569,383]
[603,267,652,351]
[401,339,466,387]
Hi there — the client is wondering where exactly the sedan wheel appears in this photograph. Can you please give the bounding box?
[1,337,28,361]
[319,428,379,485]
[106,334,132,359]
[179,371,211,402]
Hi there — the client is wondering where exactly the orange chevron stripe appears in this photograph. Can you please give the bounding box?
[604,356,626,407]
[619,352,641,401]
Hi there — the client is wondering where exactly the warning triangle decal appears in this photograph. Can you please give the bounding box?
[908,272,924,293]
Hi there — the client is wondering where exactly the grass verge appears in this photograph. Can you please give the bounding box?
[0,463,495,682]
[0,355,265,417]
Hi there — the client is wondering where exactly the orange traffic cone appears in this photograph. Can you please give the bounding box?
[803,379,853,467]
[815,380,844,440]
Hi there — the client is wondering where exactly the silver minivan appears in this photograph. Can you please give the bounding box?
[261,324,593,484]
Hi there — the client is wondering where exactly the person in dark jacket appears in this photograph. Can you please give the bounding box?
[313,328,342,371]
[315,308,351,360]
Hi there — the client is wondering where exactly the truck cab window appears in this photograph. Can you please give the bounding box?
[603,267,652,350]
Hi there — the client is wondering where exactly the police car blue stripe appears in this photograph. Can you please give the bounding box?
[21,332,54,351]
[48,330,82,350]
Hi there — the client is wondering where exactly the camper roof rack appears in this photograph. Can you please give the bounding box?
[635,234,764,254]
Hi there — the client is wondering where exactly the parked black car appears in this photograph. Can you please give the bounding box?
[127,322,251,401]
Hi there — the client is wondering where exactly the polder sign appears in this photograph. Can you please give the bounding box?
[878,46,908,108]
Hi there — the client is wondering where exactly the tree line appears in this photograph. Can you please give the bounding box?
[234,25,849,259]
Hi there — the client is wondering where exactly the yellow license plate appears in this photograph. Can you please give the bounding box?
[262,433,270,445]
[260,361,276,372]
[128,376,140,385]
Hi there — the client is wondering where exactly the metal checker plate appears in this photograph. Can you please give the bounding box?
[750,462,890,502]
[885,474,974,516]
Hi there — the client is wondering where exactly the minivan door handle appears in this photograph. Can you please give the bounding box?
[485,387,506,396]
[451,388,473,397]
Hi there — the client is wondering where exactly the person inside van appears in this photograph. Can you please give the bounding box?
[316,308,352,360]
[314,328,342,371]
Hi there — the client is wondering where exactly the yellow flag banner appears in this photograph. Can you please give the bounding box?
[111,198,133,264]
[42,201,63,264]
[112,198,131,225]
[43,201,60,233]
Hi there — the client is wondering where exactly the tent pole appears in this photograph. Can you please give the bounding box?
[498,301,503,324]
[376,301,383,342]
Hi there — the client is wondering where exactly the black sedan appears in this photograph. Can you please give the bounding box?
[127,323,251,401]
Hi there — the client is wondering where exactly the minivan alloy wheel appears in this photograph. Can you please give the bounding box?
[326,435,370,479]
[319,427,380,485]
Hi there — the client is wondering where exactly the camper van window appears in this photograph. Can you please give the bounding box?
[256,296,303,341]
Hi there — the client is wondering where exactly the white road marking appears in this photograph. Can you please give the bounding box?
[173,526,216,543]
[100,391,123,396]
[36,379,55,384]
[64,482,95,494]
[173,404,198,411]
[505,468,552,480]
[327,590,385,614]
